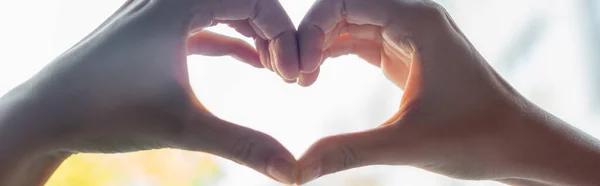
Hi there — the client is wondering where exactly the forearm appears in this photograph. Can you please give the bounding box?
[0,86,63,186]
[0,143,30,186]
[505,101,600,186]
[0,89,33,185]
[0,145,67,186]
[0,130,37,185]
[425,16,600,184]
[11,153,70,186]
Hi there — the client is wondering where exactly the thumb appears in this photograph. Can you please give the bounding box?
[187,31,263,68]
[174,109,297,184]
[297,124,401,184]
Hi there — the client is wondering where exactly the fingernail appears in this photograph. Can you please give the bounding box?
[297,76,308,87]
[300,163,322,184]
[284,78,297,84]
[267,158,297,184]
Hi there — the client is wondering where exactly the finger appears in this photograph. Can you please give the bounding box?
[187,31,262,68]
[255,38,273,71]
[204,0,300,79]
[176,110,297,184]
[298,34,382,87]
[381,46,411,89]
[219,18,274,72]
[297,124,401,184]
[324,34,382,67]
[298,0,389,86]
[222,20,301,81]
[299,0,437,87]
[269,31,300,80]
[284,78,297,84]
[322,33,412,89]
[298,68,320,87]
[324,34,411,89]
[221,20,275,71]
[299,0,388,71]
[219,20,257,38]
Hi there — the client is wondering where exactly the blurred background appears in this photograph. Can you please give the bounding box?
[0,0,599,185]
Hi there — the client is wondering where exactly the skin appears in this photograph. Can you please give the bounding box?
[0,0,300,185]
[1,0,600,186]
[295,0,600,185]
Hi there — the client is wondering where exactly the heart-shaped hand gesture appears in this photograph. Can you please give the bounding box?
[2,0,599,186]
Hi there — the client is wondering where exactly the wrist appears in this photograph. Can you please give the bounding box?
[0,96,37,185]
[0,85,55,160]
[503,101,600,185]
[1,86,75,185]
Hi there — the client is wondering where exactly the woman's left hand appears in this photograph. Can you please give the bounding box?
[0,0,300,184]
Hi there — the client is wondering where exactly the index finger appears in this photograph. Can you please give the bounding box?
[192,0,300,79]
[298,0,394,73]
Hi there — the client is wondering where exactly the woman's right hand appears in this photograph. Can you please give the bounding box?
[295,0,600,185]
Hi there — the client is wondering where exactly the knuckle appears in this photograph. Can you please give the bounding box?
[403,0,445,24]
[229,136,259,164]
[414,1,447,25]
[383,0,450,49]
[418,0,445,15]
[316,136,361,171]
[311,0,345,17]
[340,143,360,170]
[390,0,446,25]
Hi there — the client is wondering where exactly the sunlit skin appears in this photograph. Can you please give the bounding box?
[1,0,600,186]
[294,0,600,185]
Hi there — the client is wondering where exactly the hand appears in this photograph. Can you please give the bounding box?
[0,0,299,184]
[295,0,600,185]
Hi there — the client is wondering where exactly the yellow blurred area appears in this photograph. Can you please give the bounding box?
[46,149,221,186]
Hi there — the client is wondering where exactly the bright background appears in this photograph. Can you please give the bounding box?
[1,0,599,185]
